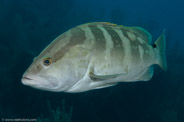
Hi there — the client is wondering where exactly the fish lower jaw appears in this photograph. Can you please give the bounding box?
[21,77,41,86]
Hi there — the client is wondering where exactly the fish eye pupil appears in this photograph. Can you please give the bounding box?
[43,58,52,66]
[44,60,50,64]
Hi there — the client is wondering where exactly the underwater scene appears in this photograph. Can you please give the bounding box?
[0,0,184,122]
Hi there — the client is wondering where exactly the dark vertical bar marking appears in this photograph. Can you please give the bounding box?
[89,25,106,51]
[39,33,67,58]
[53,27,86,62]
[120,28,141,63]
[103,27,122,47]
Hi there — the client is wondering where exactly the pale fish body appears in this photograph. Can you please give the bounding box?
[21,22,167,93]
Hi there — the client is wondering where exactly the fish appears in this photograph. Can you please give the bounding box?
[21,22,167,93]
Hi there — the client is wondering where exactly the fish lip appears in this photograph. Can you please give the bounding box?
[22,77,33,80]
[21,75,42,86]
[21,74,59,89]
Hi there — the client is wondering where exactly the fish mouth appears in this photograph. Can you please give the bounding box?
[21,74,59,89]
[22,77,33,80]
[21,76,41,86]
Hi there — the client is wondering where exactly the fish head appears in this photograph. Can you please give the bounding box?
[21,26,91,92]
[21,54,77,92]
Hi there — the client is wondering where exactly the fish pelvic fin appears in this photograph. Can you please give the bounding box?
[153,30,167,71]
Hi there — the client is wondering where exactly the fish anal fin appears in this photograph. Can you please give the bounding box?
[138,66,154,81]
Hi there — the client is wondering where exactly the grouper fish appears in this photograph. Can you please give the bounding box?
[22,22,167,93]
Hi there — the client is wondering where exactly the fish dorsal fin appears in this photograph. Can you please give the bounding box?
[89,72,126,81]
[98,22,117,26]
[137,66,154,81]
[129,27,152,44]
[87,22,121,28]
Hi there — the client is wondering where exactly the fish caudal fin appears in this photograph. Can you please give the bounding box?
[154,30,167,71]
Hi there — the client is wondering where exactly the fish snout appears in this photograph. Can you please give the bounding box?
[21,73,59,90]
[21,74,41,86]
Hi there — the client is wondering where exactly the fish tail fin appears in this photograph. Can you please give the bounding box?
[153,30,167,71]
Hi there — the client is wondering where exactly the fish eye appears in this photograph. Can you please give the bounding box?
[43,57,52,66]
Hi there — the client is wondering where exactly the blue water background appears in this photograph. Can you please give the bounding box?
[0,0,184,122]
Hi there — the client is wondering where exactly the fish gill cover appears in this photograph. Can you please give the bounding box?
[0,0,184,122]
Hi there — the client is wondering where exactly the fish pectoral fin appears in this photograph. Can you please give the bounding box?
[89,72,126,81]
